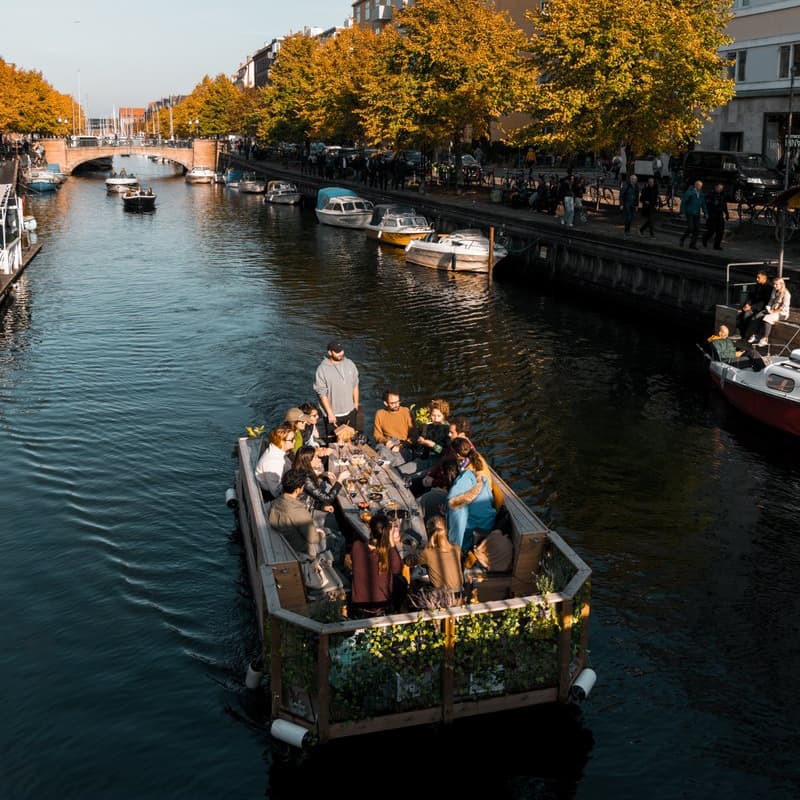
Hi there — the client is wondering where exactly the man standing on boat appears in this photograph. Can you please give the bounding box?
[314,340,359,441]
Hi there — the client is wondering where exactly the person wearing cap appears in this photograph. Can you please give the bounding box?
[283,407,311,452]
[313,340,359,441]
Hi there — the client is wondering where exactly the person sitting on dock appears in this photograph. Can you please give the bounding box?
[373,389,418,466]
[349,512,406,617]
[255,425,295,500]
[707,325,749,366]
[268,468,344,565]
[737,270,772,342]
[749,277,792,348]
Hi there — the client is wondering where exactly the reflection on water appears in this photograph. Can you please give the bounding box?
[1,158,798,799]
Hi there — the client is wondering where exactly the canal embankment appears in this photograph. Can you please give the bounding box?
[223,154,799,330]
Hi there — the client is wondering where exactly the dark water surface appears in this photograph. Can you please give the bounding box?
[2,160,799,799]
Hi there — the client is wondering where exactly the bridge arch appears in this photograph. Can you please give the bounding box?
[41,139,220,175]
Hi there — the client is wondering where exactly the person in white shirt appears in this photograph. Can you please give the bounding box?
[255,425,295,500]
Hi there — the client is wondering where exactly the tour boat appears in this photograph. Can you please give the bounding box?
[264,180,301,205]
[709,349,800,436]
[122,187,157,213]
[315,186,374,229]
[185,166,215,184]
[238,172,266,193]
[405,229,508,273]
[105,172,139,193]
[230,430,595,753]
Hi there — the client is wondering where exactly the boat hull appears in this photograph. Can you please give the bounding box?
[368,229,431,247]
[266,192,301,205]
[315,209,373,229]
[122,196,156,213]
[239,182,266,193]
[185,175,213,184]
[710,363,800,436]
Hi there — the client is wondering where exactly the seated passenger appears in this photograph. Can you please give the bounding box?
[372,389,418,466]
[284,407,311,453]
[268,469,344,565]
[255,425,295,500]
[707,324,749,366]
[445,439,497,555]
[413,415,472,499]
[292,445,350,529]
[349,513,406,617]
[405,515,463,592]
[473,529,514,573]
[750,277,791,348]
[299,402,329,453]
[414,398,451,463]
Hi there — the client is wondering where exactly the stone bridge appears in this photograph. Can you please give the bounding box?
[41,138,221,175]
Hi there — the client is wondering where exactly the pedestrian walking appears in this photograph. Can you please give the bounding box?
[702,183,729,250]
[679,180,707,249]
[619,175,639,238]
[639,177,659,237]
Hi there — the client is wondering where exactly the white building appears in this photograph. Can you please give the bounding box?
[700,0,800,165]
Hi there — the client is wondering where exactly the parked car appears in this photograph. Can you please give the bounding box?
[682,150,783,201]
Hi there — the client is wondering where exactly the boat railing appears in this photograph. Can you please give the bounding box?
[260,544,590,743]
[724,260,778,305]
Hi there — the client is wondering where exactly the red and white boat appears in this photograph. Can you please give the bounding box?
[709,349,800,436]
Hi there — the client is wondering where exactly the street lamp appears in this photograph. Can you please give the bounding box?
[192,117,200,138]
[778,62,798,278]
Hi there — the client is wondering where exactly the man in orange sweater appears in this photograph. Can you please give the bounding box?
[373,389,418,466]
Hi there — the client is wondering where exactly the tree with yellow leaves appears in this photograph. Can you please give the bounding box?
[524,0,735,160]
[0,58,73,136]
[172,74,243,138]
[367,0,530,156]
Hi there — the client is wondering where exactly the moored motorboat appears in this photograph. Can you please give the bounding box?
[185,166,215,184]
[264,180,301,205]
[315,186,374,229]
[405,229,508,273]
[223,168,242,189]
[122,187,157,212]
[25,170,60,193]
[367,209,433,247]
[709,348,800,436]
[239,172,266,193]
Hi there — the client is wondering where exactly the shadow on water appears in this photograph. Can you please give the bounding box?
[266,704,594,800]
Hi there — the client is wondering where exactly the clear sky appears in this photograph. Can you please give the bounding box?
[1,0,347,114]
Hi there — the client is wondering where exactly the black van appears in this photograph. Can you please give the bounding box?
[682,150,783,200]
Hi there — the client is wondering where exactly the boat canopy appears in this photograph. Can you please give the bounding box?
[368,203,416,226]
[316,186,356,209]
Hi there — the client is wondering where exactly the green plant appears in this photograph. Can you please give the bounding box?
[410,402,431,426]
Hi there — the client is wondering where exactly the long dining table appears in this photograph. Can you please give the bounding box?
[328,442,427,555]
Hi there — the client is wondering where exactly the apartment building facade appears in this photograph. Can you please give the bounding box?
[699,0,800,164]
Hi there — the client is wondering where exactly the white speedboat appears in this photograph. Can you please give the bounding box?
[709,349,800,436]
[315,186,374,229]
[239,172,266,193]
[26,170,60,193]
[405,229,508,273]
[185,166,215,184]
[265,180,301,205]
[105,171,139,193]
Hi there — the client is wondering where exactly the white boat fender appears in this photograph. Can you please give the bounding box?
[225,488,237,509]
[270,719,309,749]
[245,658,263,690]
[569,668,597,703]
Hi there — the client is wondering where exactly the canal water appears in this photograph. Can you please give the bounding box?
[2,159,799,799]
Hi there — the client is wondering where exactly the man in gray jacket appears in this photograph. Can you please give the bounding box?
[313,339,359,440]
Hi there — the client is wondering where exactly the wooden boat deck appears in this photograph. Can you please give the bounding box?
[234,435,592,745]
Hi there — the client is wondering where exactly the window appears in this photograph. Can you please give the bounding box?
[766,374,795,393]
[726,52,736,80]
[779,46,790,79]
[737,50,747,82]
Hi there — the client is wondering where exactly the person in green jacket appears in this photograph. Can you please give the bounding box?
[679,180,707,249]
[707,325,748,366]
